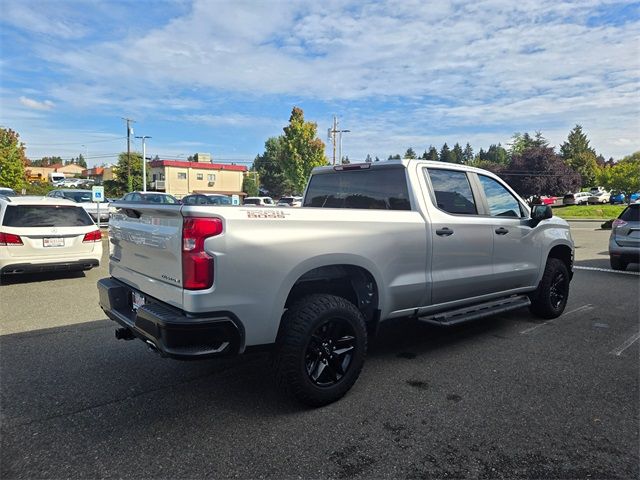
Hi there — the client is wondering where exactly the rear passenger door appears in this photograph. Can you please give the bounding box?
[424,168,497,305]
[474,174,541,291]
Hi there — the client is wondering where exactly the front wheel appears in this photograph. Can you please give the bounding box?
[529,258,570,319]
[273,294,368,407]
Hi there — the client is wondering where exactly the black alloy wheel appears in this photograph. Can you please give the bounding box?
[549,271,568,309]
[305,319,357,387]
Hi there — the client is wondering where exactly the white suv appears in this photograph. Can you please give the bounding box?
[0,196,103,276]
[243,196,275,206]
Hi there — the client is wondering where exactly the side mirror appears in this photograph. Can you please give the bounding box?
[531,204,552,225]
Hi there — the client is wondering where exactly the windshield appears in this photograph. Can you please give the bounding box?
[62,191,92,203]
[278,197,294,204]
[243,199,260,205]
[0,188,17,196]
[2,205,93,227]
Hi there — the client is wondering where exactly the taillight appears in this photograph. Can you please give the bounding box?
[0,232,23,246]
[182,217,223,290]
[83,230,102,242]
[612,219,628,229]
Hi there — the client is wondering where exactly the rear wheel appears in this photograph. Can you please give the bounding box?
[610,256,627,271]
[529,258,570,319]
[273,294,367,407]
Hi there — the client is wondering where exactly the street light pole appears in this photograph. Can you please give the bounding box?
[338,129,350,164]
[135,136,151,192]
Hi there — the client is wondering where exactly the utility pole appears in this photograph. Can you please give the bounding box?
[330,116,338,165]
[122,117,135,191]
[135,136,151,192]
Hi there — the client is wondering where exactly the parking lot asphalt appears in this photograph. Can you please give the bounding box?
[1,223,638,479]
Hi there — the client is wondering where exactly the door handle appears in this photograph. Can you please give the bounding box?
[436,227,454,236]
[495,227,509,235]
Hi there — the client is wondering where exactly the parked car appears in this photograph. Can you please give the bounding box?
[0,196,102,276]
[563,192,590,205]
[121,192,180,204]
[0,187,17,197]
[61,178,84,188]
[630,192,640,203]
[588,191,610,204]
[609,203,639,270]
[610,192,626,204]
[47,189,110,223]
[243,196,275,206]
[99,159,574,406]
[277,196,304,207]
[539,196,557,206]
[182,194,232,206]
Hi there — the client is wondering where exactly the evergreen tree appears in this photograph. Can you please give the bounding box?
[452,143,464,164]
[440,143,452,163]
[388,154,401,160]
[404,147,417,159]
[462,143,474,164]
[427,146,439,162]
[365,154,372,163]
[374,156,380,162]
[560,125,598,187]
[254,137,292,197]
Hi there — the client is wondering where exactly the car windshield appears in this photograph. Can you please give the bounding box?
[244,199,260,205]
[0,188,17,196]
[62,191,92,203]
[2,205,93,227]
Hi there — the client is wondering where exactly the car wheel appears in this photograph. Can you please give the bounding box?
[529,258,570,319]
[273,294,367,407]
[610,256,627,271]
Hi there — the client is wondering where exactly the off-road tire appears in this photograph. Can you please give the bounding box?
[610,256,627,271]
[529,258,570,319]
[273,294,367,407]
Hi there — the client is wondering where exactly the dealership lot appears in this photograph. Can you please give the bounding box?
[1,222,638,479]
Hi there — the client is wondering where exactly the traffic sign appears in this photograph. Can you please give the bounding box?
[92,186,105,203]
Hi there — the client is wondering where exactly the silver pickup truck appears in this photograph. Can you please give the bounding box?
[98,160,574,406]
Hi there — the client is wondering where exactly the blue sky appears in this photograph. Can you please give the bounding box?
[1,0,639,168]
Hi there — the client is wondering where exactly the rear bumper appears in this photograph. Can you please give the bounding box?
[609,237,640,262]
[97,277,244,359]
[1,258,99,275]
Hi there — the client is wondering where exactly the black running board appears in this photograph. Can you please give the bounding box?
[419,295,531,326]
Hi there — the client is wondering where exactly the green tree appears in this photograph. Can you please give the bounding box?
[561,125,598,187]
[404,147,417,159]
[76,154,87,168]
[440,143,452,163]
[452,143,464,164]
[113,151,143,193]
[427,146,439,161]
[388,154,401,160]
[0,128,28,190]
[462,143,474,164]
[596,152,640,202]
[365,154,372,163]
[254,136,293,197]
[480,144,509,165]
[280,106,328,194]
[242,173,259,196]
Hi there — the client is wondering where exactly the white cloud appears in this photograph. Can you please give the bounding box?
[19,96,55,110]
[3,0,639,159]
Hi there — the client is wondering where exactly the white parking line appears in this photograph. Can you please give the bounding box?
[610,332,640,356]
[574,266,640,276]
[520,304,594,334]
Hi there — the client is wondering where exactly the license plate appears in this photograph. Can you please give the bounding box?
[132,291,146,310]
[43,237,64,248]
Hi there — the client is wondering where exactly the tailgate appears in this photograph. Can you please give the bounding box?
[108,203,184,306]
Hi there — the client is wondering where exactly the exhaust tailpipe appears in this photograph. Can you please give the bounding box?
[115,327,135,341]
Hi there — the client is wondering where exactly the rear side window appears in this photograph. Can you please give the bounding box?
[304,167,410,210]
[2,205,93,227]
[426,169,477,215]
[620,205,639,222]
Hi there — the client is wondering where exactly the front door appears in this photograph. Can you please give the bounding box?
[475,174,541,290]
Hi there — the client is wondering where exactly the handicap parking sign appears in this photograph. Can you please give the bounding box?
[91,186,105,202]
